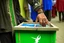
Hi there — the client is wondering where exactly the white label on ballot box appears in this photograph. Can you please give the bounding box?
[31,35,41,43]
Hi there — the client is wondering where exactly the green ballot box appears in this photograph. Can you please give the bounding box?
[13,22,58,43]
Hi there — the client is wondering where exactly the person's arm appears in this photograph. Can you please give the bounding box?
[27,0,42,11]
[27,0,49,26]
[27,0,44,17]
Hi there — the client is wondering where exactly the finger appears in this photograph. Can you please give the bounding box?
[39,18,43,25]
[42,19,46,26]
[45,19,49,24]
[43,17,48,25]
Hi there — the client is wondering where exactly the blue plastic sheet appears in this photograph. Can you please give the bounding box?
[21,23,42,27]
[21,23,50,27]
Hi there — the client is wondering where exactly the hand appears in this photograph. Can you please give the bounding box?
[36,13,49,26]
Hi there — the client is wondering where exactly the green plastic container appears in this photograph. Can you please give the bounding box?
[14,22,58,43]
